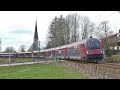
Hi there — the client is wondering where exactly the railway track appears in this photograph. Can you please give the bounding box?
[62,59,120,70]
[97,62,120,69]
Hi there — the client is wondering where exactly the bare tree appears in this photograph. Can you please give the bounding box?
[94,21,114,40]
[5,46,16,53]
[19,45,26,52]
[66,13,80,42]
[96,20,112,57]
[80,15,95,39]
[99,21,110,37]
[88,22,95,38]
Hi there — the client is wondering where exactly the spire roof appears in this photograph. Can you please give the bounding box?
[27,19,39,52]
[34,20,38,40]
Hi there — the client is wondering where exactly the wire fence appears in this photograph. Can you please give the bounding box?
[60,61,120,79]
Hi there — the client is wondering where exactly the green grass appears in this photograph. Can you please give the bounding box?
[0,63,88,79]
[112,54,120,60]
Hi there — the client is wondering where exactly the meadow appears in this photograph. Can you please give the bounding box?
[0,63,88,79]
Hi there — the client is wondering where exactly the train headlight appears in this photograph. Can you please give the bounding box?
[86,51,89,54]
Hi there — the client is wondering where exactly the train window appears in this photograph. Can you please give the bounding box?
[117,47,119,50]
[87,41,100,49]
[117,42,120,46]
[80,44,84,48]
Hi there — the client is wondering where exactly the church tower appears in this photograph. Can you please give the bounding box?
[27,19,39,51]
[34,20,38,43]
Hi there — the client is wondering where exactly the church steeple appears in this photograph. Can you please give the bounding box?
[34,20,38,43]
[27,19,39,52]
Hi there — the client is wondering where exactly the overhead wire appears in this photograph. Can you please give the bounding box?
[94,11,118,25]
[91,11,118,38]
[93,11,107,20]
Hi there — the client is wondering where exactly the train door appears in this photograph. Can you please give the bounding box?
[80,44,86,58]
[64,48,67,59]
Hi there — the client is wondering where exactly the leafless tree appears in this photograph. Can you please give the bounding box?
[95,20,112,56]
[80,15,95,39]
[95,20,114,38]
[5,46,16,53]
[66,13,80,42]
[19,45,26,52]
[99,21,110,37]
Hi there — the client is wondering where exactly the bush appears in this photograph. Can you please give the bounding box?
[103,57,114,63]
[104,49,111,57]
[103,54,120,63]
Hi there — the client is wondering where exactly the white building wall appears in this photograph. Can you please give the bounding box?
[117,33,120,37]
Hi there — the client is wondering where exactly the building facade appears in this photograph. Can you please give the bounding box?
[101,29,120,50]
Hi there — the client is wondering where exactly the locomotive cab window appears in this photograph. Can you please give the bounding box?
[87,40,100,49]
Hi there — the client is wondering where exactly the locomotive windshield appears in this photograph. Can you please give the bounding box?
[87,40,100,49]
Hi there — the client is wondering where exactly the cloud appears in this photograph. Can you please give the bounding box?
[0,31,33,51]
[8,29,33,35]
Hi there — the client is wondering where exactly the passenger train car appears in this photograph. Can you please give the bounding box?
[0,37,103,63]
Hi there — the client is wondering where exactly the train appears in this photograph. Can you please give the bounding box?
[0,37,103,63]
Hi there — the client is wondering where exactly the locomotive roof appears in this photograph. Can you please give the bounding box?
[87,38,99,42]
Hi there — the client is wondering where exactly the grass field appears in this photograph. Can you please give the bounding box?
[0,63,88,79]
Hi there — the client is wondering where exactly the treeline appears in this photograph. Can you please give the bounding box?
[3,45,26,53]
[45,13,114,49]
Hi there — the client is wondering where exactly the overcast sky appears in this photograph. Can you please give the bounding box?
[0,11,120,51]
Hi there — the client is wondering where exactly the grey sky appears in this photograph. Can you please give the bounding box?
[0,11,120,51]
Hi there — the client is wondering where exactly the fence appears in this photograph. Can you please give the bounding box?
[103,50,120,56]
[60,61,120,79]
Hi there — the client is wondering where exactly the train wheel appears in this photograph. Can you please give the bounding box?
[81,58,84,62]
[81,57,86,62]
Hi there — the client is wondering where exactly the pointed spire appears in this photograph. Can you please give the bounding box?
[27,19,39,52]
[34,19,38,42]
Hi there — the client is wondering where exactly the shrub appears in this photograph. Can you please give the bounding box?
[103,54,120,63]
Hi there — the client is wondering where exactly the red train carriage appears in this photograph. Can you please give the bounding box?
[55,45,67,59]
[80,43,86,59]
[10,37,103,63]
[44,48,55,59]
[66,42,81,60]
[17,52,32,58]
[40,51,46,59]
